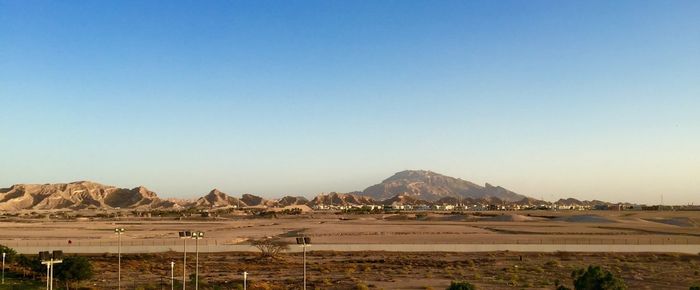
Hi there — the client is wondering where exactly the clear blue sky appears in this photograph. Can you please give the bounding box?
[1,1,698,204]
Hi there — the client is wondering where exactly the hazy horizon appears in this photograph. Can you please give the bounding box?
[1,1,698,205]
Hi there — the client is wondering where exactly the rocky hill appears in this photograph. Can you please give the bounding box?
[277,196,309,207]
[0,181,179,211]
[308,192,375,207]
[361,170,528,202]
[194,189,246,208]
[240,193,277,207]
[0,171,563,211]
[381,194,430,206]
[555,198,609,207]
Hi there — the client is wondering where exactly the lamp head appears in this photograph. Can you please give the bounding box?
[39,251,50,261]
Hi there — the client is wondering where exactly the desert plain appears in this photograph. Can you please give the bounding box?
[0,209,699,289]
[1,210,698,247]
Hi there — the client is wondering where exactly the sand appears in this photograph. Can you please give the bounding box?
[0,210,698,248]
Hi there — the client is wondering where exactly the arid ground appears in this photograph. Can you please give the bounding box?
[10,250,700,289]
[0,210,698,247]
[1,210,699,289]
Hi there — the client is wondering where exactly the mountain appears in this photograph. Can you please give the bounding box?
[277,196,309,207]
[240,193,276,207]
[194,189,246,208]
[308,192,375,207]
[381,194,430,206]
[513,197,546,206]
[0,181,177,211]
[360,170,529,202]
[555,198,609,207]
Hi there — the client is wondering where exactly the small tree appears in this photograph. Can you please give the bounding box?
[251,238,290,259]
[571,265,626,290]
[15,254,44,279]
[447,280,477,290]
[0,244,17,264]
[54,255,94,289]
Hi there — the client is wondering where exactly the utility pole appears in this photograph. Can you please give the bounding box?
[170,261,175,290]
[39,251,63,290]
[179,231,193,290]
[191,231,204,290]
[296,236,311,290]
[115,228,125,290]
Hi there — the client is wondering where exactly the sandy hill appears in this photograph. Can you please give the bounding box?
[361,170,528,202]
[0,181,177,211]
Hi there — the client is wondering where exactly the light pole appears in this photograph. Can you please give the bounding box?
[45,261,49,290]
[39,251,63,290]
[243,271,247,290]
[191,231,204,290]
[114,228,125,290]
[296,236,311,290]
[2,252,5,284]
[170,261,175,290]
[178,230,192,290]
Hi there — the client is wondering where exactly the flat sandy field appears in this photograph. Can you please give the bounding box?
[2,210,700,289]
[1,210,699,247]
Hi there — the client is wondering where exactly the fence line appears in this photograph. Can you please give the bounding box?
[0,237,697,248]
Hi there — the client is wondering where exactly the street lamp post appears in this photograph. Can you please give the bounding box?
[114,228,125,290]
[296,236,311,290]
[243,271,247,290]
[39,251,63,290]
[191,231,204,290]
[2,252,5,284]
[178,230,192,290]
[170,261,175,290]
[45,261,49,290]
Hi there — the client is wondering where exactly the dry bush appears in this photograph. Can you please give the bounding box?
[251,238,290,259]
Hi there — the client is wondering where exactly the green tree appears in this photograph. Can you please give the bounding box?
[15,254,44,279]
[0,244,17,264]
[54,256,94,289]
[689,285,700,290]
[446,280,477,290]
[571,265,626,290]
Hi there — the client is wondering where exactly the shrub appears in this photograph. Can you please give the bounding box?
[555,279,572,290]
[250,238,290,259]
[545,260,561,268]
[446,280,477,290]
[54,255,94,289]
[570,265,626,290]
